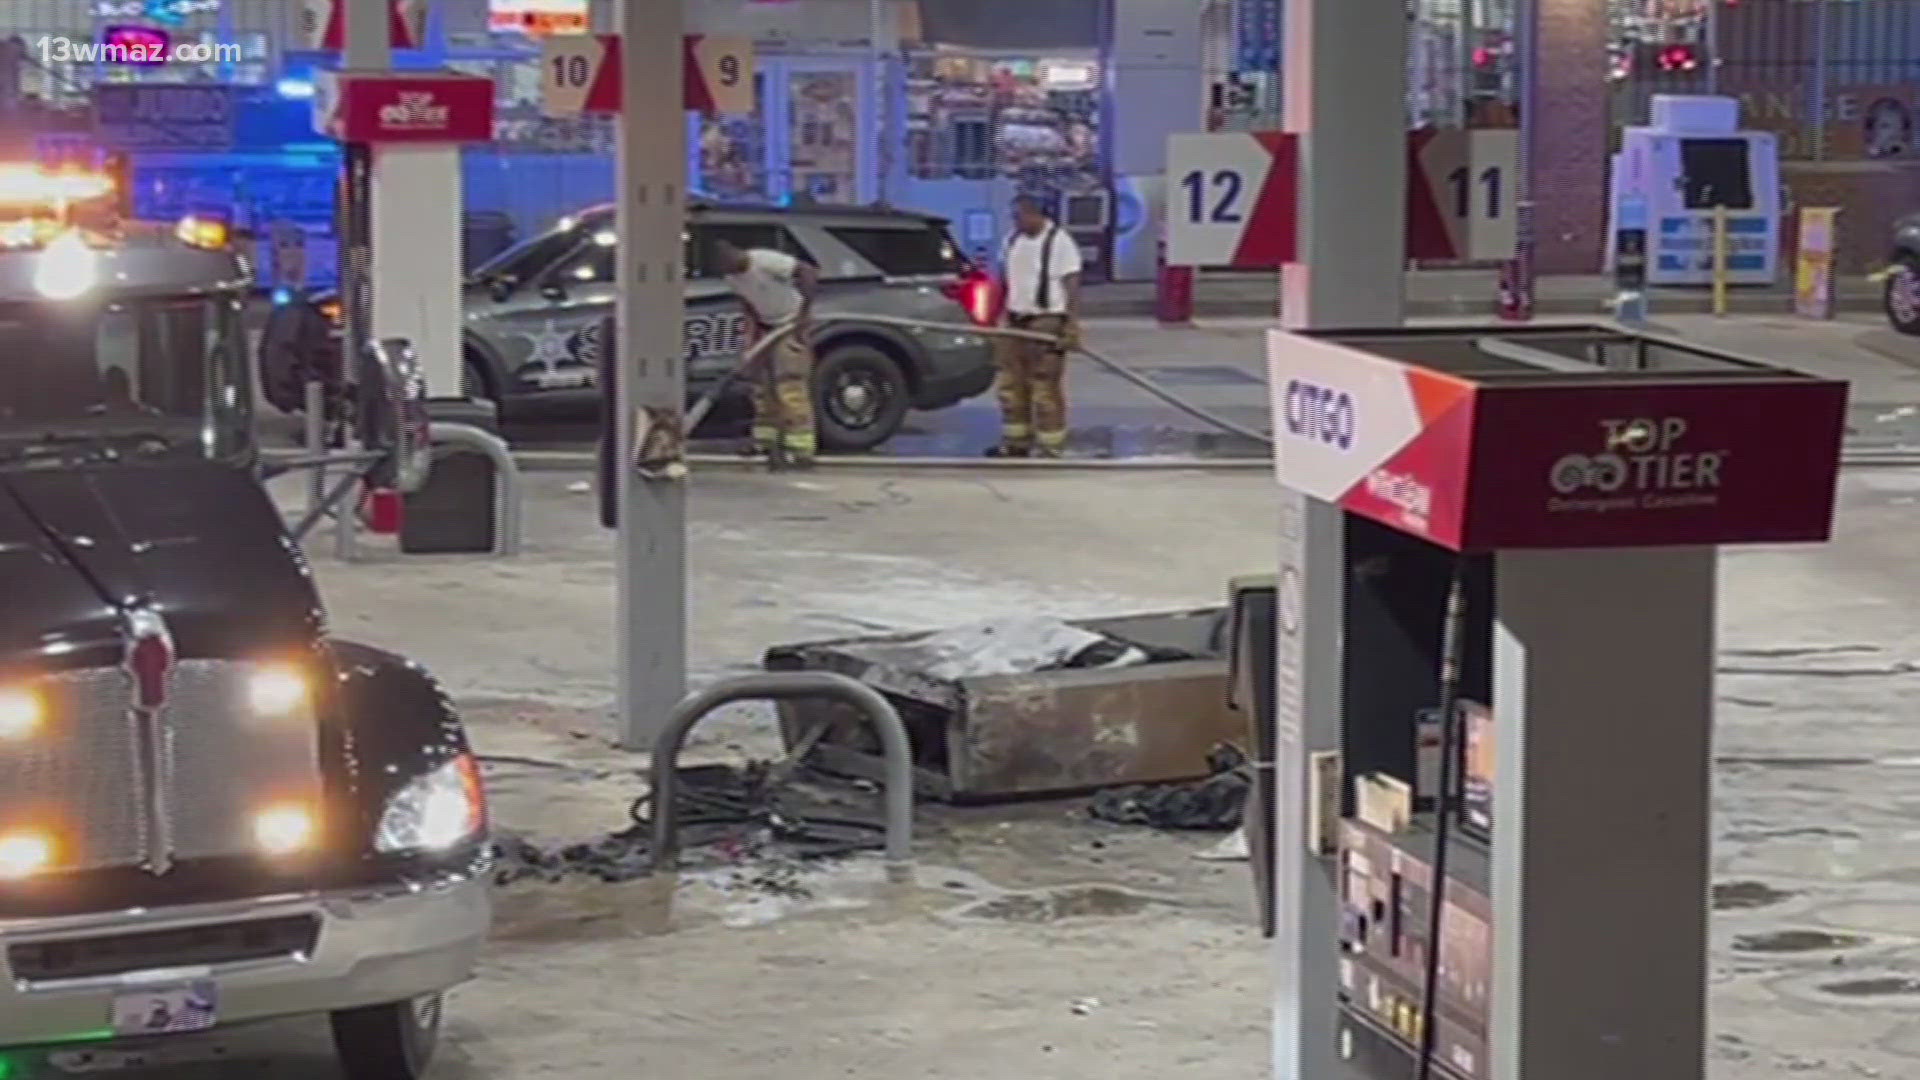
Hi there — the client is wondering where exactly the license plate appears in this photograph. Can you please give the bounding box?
[108,979,217,1037]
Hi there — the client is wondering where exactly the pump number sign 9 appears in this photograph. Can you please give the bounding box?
[540,33,755,117]
[1164,132,1299,268]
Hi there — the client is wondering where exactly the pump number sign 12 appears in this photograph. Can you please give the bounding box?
[1164,132,1299,268]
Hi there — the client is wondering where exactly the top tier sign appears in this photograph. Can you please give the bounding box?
[540,34,756,117]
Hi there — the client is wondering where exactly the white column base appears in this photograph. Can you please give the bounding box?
[371,144,464,398]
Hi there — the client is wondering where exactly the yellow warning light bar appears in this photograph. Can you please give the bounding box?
[174,214,228,250]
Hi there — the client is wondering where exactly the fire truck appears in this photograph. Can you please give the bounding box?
[0,164,489,1077]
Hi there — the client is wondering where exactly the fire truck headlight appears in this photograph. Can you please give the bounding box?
[253,805,316,857]
[247,665,309,718]
[375,755,488,855]
[0,688,42,741]
[0,832,54,881]
[34,230,97,300]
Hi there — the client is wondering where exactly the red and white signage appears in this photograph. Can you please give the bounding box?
[1268,329,1848,551]
[1164,131,1298,268]
[316,73,496,144]
[1406,127,1521,262]
[540,34,757,118]
[488,0,590,36]
[300,0,425,51]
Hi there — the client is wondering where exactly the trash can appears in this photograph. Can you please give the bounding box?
[400,398,501,555]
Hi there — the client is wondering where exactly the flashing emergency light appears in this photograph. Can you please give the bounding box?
[0,165,112,209]
[174,214,228,250]
[944,268,1000,327]
[1657,44,1701,73]
[34,231,98,300]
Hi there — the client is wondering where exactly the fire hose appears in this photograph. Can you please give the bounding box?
[683,314,1276,450]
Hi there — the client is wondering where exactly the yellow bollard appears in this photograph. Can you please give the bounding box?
[1711,204,1729,317]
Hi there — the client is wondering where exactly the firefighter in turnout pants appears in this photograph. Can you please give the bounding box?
[718,239,820,466]
[987,194,1082,458]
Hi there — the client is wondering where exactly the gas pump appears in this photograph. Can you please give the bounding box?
[1246,323,1847,1080]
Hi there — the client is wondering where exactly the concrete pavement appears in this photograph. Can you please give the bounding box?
[230,465,1920,1078]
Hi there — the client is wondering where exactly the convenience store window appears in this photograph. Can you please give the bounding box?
[904,52,1102,189]
[694,72,769,202]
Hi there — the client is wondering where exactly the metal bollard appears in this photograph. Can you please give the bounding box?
[304,380,325,517]
[1712,203,1730,318]
[1155,237,1195,325]
[648,671,914,873]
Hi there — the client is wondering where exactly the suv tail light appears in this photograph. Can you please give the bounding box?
[942,270,999,327]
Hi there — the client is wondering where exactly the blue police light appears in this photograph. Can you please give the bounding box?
[276,78,316,100]
[272,287,293,306]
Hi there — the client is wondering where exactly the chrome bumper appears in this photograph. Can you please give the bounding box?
[0,872,490,1048]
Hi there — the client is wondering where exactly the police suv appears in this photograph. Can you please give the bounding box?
[262,200,999,451]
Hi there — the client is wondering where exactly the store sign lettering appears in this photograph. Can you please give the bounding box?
[1548,415,1730,513]
[1284,379,1355,450]
[379,91,452,131]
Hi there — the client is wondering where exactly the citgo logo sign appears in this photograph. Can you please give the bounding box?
[1284,379,1355,450]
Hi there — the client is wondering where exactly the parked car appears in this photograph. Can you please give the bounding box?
[1883,212,1920,334]
[261,201,999,451]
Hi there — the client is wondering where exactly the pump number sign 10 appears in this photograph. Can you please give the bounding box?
[1164,132,1299,268]
[540,33,755,117]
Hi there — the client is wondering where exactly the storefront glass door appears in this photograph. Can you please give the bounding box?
[765,57,876,206]
[688,56,874,207]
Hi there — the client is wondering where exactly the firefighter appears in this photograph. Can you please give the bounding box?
[987,194,1082,459]
[715,238,819,466]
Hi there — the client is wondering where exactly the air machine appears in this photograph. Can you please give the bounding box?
[1607,94,1782,286]
[1240,323,1846,1079]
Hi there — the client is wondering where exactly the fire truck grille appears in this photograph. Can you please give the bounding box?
[0,661,324,873]
[6,914,321,984]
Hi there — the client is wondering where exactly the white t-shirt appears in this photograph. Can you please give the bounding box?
[725,248,805,325]
[1002,225,1082,316]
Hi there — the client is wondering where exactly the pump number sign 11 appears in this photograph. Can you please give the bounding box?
[1406,127,1521,262]
[1164,132,1299,268]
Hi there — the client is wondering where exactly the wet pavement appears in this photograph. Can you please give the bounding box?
[495,314,1920,463]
